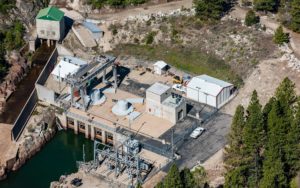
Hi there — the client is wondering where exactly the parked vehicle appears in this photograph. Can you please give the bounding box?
[190,127,205,138]
[71,178,82,187]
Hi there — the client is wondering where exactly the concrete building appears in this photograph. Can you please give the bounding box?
[146,82,186,124]
[186,75,235,109]
[153,61,168,75]
[36,6,65,42]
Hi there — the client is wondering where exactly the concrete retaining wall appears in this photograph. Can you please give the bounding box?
[12,48,58,141]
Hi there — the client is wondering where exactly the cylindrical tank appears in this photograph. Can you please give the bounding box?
[92,89,101,101]
[117,100,129,111]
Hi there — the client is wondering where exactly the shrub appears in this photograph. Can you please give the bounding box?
[145,31,157,45]
[273,25,289,45]
[245,10,260,26]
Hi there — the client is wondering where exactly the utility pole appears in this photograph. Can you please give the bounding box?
[171,128,174,160]
[58,65,61,92]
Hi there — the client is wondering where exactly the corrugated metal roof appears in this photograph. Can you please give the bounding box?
[83,21,102,33]
[147,82,170,95]
[63,56,87,67]
[154,61,167,69]
[36,6,64,21]
[187,75,233,96]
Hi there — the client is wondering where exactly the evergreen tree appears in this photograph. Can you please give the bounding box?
[192,166,208,188]
[290,0,300,32]
[193,0,231,21]
[275,77,296,111]
[273,26,290,45]
[224,105,247,187]
[262,97,275,129]
[180,168,196,188]
[285,101,300,178]
[225,166,248,188]
[253,0,279,12]
[260,101,288,187]
[243,90,265,187]
[245,10,260,26]
[164,163,183,188]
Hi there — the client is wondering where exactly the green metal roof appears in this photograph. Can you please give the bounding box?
[36,6,64,21]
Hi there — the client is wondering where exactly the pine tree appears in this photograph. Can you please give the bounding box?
[275,77,296,111]
[285,101,300,178]
[180,168,196,188]
[253,0,280,12]
[243,90,265,187]
[273,26,290,45]
[262,97,275,130]
[193,0,231,21]
[192,166,207,187]
[164,163,183,188]
[224,105,247,187]
[290,0,300,32]
[260,101,288,187]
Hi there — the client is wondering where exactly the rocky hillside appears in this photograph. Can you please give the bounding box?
[0,0,48,30]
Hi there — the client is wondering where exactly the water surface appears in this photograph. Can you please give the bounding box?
[0,130,93,188]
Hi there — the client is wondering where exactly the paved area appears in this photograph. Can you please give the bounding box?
[174,112,232,169]
[59,169,127,188]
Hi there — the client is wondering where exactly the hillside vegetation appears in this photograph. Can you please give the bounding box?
[88,0,147,8]
[225,78,300,187]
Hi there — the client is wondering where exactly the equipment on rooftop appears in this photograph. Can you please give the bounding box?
[90,89,106,105]
[64,55,117,111]
[173,75,183,84]
[112,100,134,116]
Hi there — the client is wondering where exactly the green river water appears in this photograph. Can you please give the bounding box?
[0,130,94,188]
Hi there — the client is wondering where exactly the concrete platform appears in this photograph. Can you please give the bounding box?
[72,25,97,48]
[0,124,17,166]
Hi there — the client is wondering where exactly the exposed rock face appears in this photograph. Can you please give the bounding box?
[12,128,56,171]
[0,51,28,112]
[0,0,45,29]
[0,166,7,181]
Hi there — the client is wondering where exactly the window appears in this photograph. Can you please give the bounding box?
[52,31,56,36]
[95,128,102,136]
[78,121,85,130]
[67,117,74,126]
[40,30,45,35]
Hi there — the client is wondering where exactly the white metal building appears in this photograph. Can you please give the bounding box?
[146,82,186,124]
[186,75,235,109]
[153,61,168,75]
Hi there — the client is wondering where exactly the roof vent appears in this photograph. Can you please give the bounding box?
[112,100,133,116]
